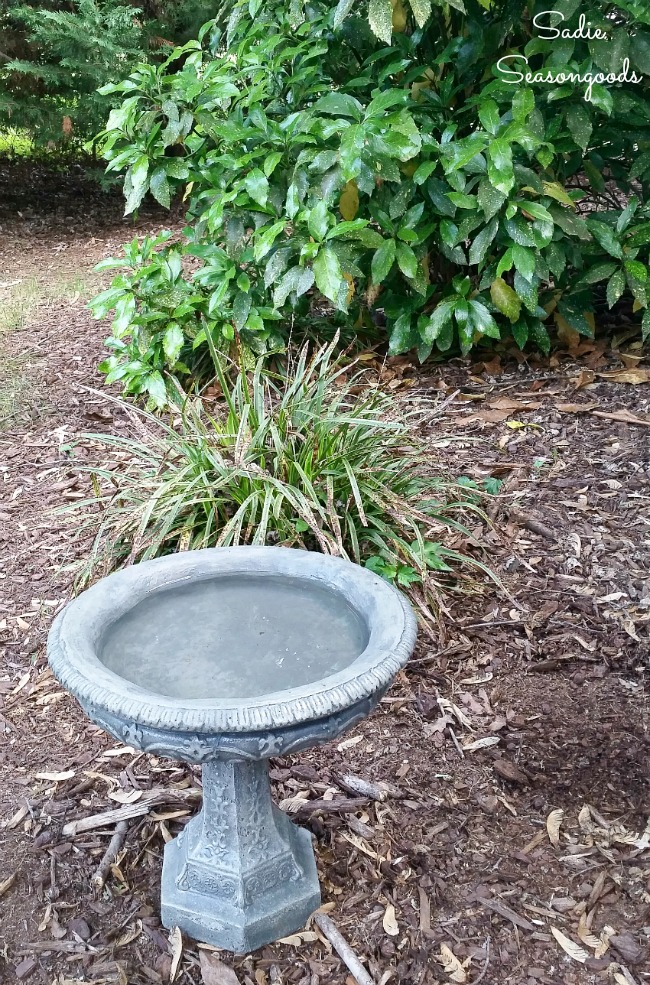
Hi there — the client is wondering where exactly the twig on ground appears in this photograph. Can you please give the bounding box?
[510,512,557,541]
[63,786,198,836]
[447,726,465,759]
[293,797,369,822]
[459,619,523,630]
[92,820,129,890]
[472,938,491,984]
[476,894,535,931]
[312,912,376,985]
[333,773,387,802]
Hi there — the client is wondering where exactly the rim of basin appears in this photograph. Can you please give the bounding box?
[47,547,418,734]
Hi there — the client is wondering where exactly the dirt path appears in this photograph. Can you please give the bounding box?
[0,165,648,985]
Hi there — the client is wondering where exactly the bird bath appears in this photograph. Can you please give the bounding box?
[48,547,417,952]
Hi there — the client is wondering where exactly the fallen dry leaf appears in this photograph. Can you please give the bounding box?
[577,911,602,951]
[591,408,650,427]
[555,402,599,413]
[493,758,528,784]
[109,789,143,805]
[199,951,241,985]
[340,831,379,859]
[437,942,470,983]
[595,368,650,384]
[114,920,143,949]
[462,736,500,751]
[455,408,512,426]
[551,927,589,963]
[488,397,541,411]
[459,673,493,686]
[169,926,183,983]
[481,355,502,375]
[620,352,644,368]
[383,903,399,937]
[34,770,76,782]
[0,872,17,898]
[555,314,581,354]
[572,369,596,389]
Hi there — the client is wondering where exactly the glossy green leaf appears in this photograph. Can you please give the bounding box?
[422,300,456,344]
[308,201,331,242]
[371,239,397,285]
[396,242,419,280]
[368,0,393,45]
[479,99,501,136]
[512,244,536,281]
[468,218,498,267]
[389,313,414,354]
[313,247,344,304]
[149,168,171,208]
[244,168,269,208]
[566,105,592,152]
[587,219,623,259]
[162,322,183,363]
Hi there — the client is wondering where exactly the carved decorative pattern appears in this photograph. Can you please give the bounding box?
[243,857,302,903]
[80,692,386,765]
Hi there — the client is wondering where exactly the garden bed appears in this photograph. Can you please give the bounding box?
[0,165,648,985]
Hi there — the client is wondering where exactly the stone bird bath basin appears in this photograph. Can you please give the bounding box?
[48,547,417,952]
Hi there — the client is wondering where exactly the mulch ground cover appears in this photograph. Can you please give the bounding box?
[0,162,648,985]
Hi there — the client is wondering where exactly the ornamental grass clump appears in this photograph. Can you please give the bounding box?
[75,342,487,609]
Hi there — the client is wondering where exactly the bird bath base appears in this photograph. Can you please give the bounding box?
[161,759,319,952]
[48,548,417,952]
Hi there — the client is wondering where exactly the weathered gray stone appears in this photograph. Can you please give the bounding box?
[47,547,417,952]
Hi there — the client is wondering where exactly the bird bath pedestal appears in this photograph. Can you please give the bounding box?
[48,548,417,952]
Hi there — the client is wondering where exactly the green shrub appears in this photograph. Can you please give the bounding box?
[0,0,226,145]
[73,342,487,606]
[91,0,650,403]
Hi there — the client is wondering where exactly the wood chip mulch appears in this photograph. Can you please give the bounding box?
[0,161,648,985]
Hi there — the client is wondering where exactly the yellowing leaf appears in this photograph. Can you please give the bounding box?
[392,0,408,32]
[547,807,564,846]
[490,277,521,322]
[505,420,542,429]
[551,927,589,963]
[339,180,359,220]
[343,272,355,306]
[383,903,399,936]
[542,181,576,208]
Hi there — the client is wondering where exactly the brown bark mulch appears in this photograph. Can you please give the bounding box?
[0,162,648,985]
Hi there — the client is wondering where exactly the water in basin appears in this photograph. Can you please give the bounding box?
[99,574,369,700]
